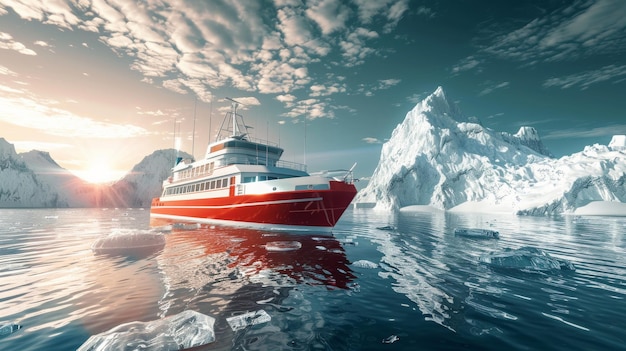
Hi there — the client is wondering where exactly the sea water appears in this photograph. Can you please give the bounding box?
[1,208,625,350]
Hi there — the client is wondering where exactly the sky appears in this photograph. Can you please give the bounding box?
[1,0,625,184]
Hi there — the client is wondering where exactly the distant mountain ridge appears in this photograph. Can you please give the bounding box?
[0,137,188,208]
[355,87,626,215]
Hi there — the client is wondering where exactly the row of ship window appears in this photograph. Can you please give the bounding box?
[177,162,215,180]
[165,177,230,195]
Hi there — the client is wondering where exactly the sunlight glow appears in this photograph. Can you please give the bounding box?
[72,163,126,184]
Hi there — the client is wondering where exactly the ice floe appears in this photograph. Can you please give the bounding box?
[77,310,215,351]
[454,228,500,239]
[0,323,22,338]
[264,241,302,252]
[91,229,165,257]
[352,260,378,269]
[226,310,271,331]
[479,247,575,272]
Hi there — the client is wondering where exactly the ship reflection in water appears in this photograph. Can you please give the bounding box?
[149,219,357,349]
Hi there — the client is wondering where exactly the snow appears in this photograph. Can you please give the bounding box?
[354,87,626,216]
[609,135,626,151]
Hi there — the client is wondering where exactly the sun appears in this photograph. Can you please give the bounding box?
[74,163,126,184]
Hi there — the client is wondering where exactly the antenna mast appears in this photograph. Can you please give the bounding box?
[192,98,197,159]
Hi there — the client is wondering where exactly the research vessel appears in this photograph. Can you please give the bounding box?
[150,98,357,232]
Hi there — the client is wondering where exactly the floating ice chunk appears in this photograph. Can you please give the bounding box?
[0,323,22,337]
[226,310,271,331]
[265,241,302,252]
[172,222,201,230]
[151,225,173,233]
[352,260,378,269]
[382,335,399,344]
[479,247,575,272]
[91,229,165,257]
[77,310,215,351]
[454,228,499,239]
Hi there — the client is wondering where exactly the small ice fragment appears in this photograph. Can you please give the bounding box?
[226,310,271,331]
[172,222,201,230]
[382,335,399,344]
[265,241,302,252]
[151,225,172,233]
[352,260,378,269]
[454,227,499,239]
[77,310,215,351]
[0,323,22,337]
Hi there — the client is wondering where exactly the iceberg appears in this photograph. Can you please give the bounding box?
[479,247,575,272]
[454,228,499,239]
[354,87,626,216]
[77,310,215,351]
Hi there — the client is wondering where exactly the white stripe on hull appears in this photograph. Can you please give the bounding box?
[149,213,334,233]
[157,197,323,210]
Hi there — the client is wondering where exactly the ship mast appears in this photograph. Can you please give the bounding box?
[216,97,249,141]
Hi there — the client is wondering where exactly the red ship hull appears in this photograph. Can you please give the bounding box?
[150,180,356,231]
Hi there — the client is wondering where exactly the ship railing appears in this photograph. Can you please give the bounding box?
[219,157,307,172]
[165,157,308,186]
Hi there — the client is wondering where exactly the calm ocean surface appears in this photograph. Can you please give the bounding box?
[1,208,625,350]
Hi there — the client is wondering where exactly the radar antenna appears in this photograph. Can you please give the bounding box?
[216,97,250,141]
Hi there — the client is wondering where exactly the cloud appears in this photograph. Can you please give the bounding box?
[305,0,350,35]
[451,0,626,78]
[478,81,510,96]
[339,27,380,67]
[0,31,37,55]
[352,0,409,29]
[543,64,626,90]
[377,78,401,89]
[280,98,334,120]
[357,78,401,96]
[0,0,412,120]
[0,64,17,76]
[310,82,347,97]
[487,0,626,63]
[543,124,626,140]
[362,137,382,144]
[450,56,481,74]
[0,87,148,139]
[0,0,81,29]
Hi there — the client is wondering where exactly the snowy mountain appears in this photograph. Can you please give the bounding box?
[0,138,65,207]
[20,150,97,207]
[104,149,191,208]
[354,87,626,216]
[0,137,187,208]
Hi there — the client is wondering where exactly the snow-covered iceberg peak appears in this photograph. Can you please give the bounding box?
[502,126,553,157]
[355,87,626,216]
[609,135,626,151]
